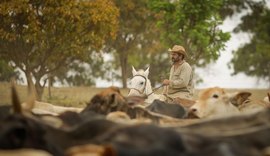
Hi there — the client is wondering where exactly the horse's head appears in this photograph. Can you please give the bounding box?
[127,66,153,97]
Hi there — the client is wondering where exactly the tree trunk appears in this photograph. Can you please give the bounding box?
[120,53,128,88]
[35,82,44,101]
[25,71,40,101]
[48,75,52,99]
[25,71,44,101]
[25,71,34,94]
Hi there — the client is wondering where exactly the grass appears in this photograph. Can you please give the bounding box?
[0,81,268,107]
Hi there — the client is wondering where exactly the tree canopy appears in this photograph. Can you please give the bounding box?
[1,0,269,93]
[104,0,161,88]
[0,59,20,81]
[229,1,270,86]
[0,0,119,99]
[148,0,231,67]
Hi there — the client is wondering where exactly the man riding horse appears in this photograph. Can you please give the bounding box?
[162,45,194,102]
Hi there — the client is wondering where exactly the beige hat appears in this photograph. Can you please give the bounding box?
[168,45,187,57]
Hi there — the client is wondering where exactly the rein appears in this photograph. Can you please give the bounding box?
[146,84,165,97]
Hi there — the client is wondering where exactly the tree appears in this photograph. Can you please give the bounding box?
[229,2,270,87]
[149,0,231,67]
[104,0,163,88]
[0,0,119,99]
[127,39,171,87]
[105,0,236,87]
[128,11,172,87]
[54,52,110,87]
[0,59,20,81]
[218,0,266,19]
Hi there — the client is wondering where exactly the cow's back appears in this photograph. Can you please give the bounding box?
[146,100,186,119]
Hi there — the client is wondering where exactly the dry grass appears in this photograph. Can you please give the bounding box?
[0,82,269,107]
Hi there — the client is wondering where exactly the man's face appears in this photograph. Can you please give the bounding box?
[171,52,182,63]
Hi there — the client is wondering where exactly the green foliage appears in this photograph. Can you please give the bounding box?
[229,7,270,84]
[219,0,266,19]
[0,59,20,81]
[55,53,109,86]
[1,0,267,90]
[149,0,231,67]
[105,0,163,87]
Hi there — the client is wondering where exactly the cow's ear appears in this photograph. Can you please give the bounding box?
[109,93,118,107]
[230,92,251,106]
[89,94,103,105]
[132,66,137,76]
[145,66,150,77]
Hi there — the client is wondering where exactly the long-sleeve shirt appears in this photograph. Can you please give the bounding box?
[168,60,194,96]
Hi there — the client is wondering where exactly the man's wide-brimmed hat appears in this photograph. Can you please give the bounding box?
[168,45,187,57]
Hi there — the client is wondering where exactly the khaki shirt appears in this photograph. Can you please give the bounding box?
[166,60,194,99]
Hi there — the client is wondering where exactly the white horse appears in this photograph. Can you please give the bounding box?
[127,66,166,104]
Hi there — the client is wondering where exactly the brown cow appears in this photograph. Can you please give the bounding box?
[82,86,197,126]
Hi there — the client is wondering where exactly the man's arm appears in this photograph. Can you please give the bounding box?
[169,63,192,88]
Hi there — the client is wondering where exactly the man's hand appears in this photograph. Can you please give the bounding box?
[162,79,170,85]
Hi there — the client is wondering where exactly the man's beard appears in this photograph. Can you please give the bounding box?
[171,57,179,63]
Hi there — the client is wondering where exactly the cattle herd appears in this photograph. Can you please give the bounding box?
[0,83,270,156]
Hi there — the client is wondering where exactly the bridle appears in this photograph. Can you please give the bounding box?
[128,74,148,96]
[128,74,165,97]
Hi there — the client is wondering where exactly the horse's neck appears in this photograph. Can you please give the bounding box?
[144,79,153,95]
[144,80,165,103]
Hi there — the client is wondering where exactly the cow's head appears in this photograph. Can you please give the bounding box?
[83,86,127,115]
[188,87,240,118]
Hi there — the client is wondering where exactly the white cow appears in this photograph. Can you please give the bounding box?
[189,87,270,119]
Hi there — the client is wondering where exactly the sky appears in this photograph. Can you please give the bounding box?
[196,12,269,89]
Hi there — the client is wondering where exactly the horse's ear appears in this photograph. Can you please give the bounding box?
[132,66,137,76]
[145,67,150,77]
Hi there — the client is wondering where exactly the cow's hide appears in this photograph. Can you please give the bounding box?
[0,105,11,120]
[2,84,270,156]
[81,87,188,125]
[146,99,186,119]
[81,86,128,115]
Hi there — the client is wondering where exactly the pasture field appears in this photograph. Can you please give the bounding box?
[0,81,269,107]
